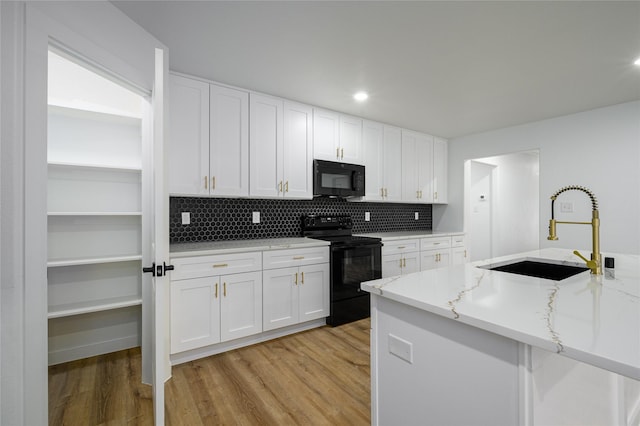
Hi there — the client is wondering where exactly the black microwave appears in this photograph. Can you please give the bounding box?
[313,159,365,198]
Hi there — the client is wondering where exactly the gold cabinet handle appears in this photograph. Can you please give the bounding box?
[336,147,340,158]
[293,256,304,260]
[434,191,438,200]
[416,190,420,199]
[397,246,406,249]
[285,181,289,193]
[278,180,283,193]
[384,188,388,197]
[204,176,208,189]
[301,272,304,284]
[399,259,403,268]
[213,263,228,268]
[380,188,384,197]
[341,148,344,159]
[403,258,406,267]
[223,282,227,297]
[212,176,216,190]
[434,242,441,245]
[294,272,298,285]
[464,250,467,258]
[214,282,218,298]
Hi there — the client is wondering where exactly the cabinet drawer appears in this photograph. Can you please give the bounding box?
[420,237,451,251]
[451,234,466,247]
[263,246,329,270]
[382,238,420,255]
[170,251,262,280]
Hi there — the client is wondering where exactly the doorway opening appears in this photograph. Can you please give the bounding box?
[46,47,148,366]
[464,150,539,261]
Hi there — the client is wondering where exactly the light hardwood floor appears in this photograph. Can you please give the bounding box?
[49,319,371,425]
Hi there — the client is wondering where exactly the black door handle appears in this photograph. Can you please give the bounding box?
[164,262,175,272]
[142,263,156,277]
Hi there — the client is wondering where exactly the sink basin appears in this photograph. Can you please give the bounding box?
[480,259,589,281]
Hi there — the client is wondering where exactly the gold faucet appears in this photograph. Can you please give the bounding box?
[548,185,602,275]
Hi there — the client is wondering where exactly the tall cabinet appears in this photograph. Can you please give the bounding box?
[47,50,146,364]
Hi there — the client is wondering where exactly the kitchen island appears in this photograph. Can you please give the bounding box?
[361,248,640,425]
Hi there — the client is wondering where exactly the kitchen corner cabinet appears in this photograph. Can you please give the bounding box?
[47,104,144,365]
[362,122,403,202]
[170,252,263,354]
[313,108,363,164]
[249,94,313,199]
[168,74,249,197]
[450,234,469,265]
[382,239,421,278]
[262,247,330,331]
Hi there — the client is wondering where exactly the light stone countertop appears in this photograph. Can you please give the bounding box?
[170,237,330,258]
[361,247,640,380]
[356,230,463,240]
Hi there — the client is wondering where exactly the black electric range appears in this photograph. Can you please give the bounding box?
[302,214,382,326]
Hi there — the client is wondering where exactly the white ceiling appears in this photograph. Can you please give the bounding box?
[112,1,640,139]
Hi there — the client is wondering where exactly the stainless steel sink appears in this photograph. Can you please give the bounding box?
[479,258,589,281]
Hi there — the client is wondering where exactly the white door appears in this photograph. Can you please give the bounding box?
[433,138,448,203]
[22,4,169,425]
[299,263,330,322]
[362,120,384,201]
[313,108,340,161]
[383,125,403,202]
[339,114,363,164]
[249,93,282,197]
[263,267,299,331]
[416,133,434,203]
[220,271,263,341]
[283,101,313,199]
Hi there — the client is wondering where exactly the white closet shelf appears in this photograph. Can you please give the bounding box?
[48,296,142,319]
[47,161,142,173]
[48,212,142,216]
[47,255,142,268]
[48,102,142,122]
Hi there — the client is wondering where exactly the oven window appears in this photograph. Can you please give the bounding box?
[332,245,381,302]
[321,172,352,189]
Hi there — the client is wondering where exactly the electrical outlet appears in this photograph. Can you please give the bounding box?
[365,212,371,222]
[181,212,190,225]
[252,211,260,224]
[560,202,574,213]
[388,333,413,363]
[415,212,419,220]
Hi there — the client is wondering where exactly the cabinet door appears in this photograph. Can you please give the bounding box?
[339,114,363,164]
[249,93,282,198]
[433,137,448,203]
[262,267,299,331]
[362,120,384,201]
[210,84,249,197]
[168,74,209,196]
[416,133,434,203]
[313,108,340,161]
[382,253,404,278]
[401,130,419,202]
[383,125,403,202]
[220,271,262,341]
[403,251,421,274]
[420,249,450,271]
[283,101,313,199]
[451,247,468,265]
[170,277,220,353]
[299,263,330,322]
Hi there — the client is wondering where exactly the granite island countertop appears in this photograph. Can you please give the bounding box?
[170,237,329,258]
[361,247,640,380]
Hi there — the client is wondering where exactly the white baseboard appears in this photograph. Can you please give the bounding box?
[48,334,140,365]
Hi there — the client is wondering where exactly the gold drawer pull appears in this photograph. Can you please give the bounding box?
[341,148,344,159]
[214,283,218,298]
[397,246,406,249]
[212,176,216,190]
[295,272,298,285]
[293,256,305,260]
[301,272,304,284]
[204,176,208,189]
[285,181,289,193]
[336,147,340,158]
[213,263,228,268]
[433,242,441,245]
[223,282,227,297]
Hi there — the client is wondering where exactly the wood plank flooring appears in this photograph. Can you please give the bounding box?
[49,319,371,425]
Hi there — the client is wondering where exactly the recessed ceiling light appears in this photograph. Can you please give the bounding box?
[353,91,369,102]
[634,57,640,66]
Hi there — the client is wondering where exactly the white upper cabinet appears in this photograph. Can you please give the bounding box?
[249,94,313,199]
[249,93,282,198]
[313,108,363,164]
[209,84,249,197]
[168,74,209,196]
[169,74,249,197]
[401,130,434,203]
[283,101,313,199]
[383,125,403,202]
[433,137,448,203]
[362,120,384,201]
[339,114,363,164]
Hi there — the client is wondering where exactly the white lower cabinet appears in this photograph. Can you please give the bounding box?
[420,236,452,271]
[450,234,469,265]
[263,247,330,331]
[381,234,468,277]
[263,262,329,331]
[382,239,421,278]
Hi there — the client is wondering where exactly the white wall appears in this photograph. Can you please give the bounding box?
[469,161,494,260]
[434,101,640,255]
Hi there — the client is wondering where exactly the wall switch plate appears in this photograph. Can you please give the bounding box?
[388,333,413,364]
[560,202,574,213]
[181,212,190,225]
[365,212,371,222]
[415,212,419,220]
[252,211,260,224]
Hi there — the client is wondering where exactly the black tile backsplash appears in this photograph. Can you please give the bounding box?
[170,197,432,243]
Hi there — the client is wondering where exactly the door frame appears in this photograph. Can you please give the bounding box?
[5,2,169,424]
